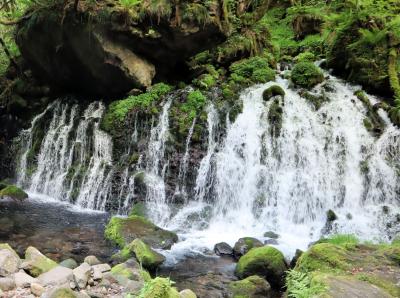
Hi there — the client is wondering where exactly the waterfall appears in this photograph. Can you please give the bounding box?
[18,100,114,210]
[164,76,400,256]
[144,97,173,224]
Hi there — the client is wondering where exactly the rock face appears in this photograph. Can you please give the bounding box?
[15,0,226,96]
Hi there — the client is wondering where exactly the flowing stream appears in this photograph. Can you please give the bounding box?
[16,73,400,258]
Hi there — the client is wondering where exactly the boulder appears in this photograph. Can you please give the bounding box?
[179,289,197,298]
[262,86,285,101]
[59,259,78,269]
[235,246,288,289]
[291,62,324,89]
[72,262,92,289]
[0,185,28,201]
[92,263,111,281]
[38,266,74,287]
[229,275,272,298]
[233,237,263,260]
[124,239,165,271]
[263,231,279,239]
[31,282,45,296]
[14,270,38,288]
[105,215,178,249]
[24,246,58,277]
[214,242,233,256]
[0,247,20,276]
[83,256,101,266]
[0,277,16,291]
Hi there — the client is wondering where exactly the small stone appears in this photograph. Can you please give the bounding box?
[70,281,76,289]
[59,259,78,269]
[31,282,45,296]
[14,270,38,288]
[84,256,101,266]
[0,248,20,276]
[0,276,16,291]
[73,262,92,289]
[214,242,233,256]
[38,266,74,287]
[179,289,197,298]
[263,231,279,239]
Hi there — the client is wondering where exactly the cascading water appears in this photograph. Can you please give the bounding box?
[161,75,400,258]
[17,100,113,210]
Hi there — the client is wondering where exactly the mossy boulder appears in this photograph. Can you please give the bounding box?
[291,62,324,89]
[0,185,28,201]
[24,246,58,277]
[104,215,178,249]
[127,239,165,271]
[139,277,180,298]
[235,246,287,289]
[229,275,272,298]
[262,85,285,101]
[233,237,263,259]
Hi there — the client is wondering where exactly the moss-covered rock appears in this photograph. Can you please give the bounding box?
[229,275,272,298]
[0,185,28,201]
[139,277,180,298]
[235,246,287,289]
[233,237,263,259]
[104,215,178,249]
[127,239,165,271]
[24,246,58,277]
[291,62,324,89]
[262,85,285,101]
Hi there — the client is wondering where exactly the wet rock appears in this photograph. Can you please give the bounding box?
[105,215,178,249]
[14,270,38,288]
[264,239,278,245]
[262,86,285,101]
[38,266,74,287]
[0,276,16,291]
[290,249,303,268]
[179,289,197,298]
[235,246,287,289]
[127,239,165,271]
[233,237,263,260]
[31,282,45,296]
[263,231,279,239]
[25,246,58,277]
[73,262,92,289]
[84,256,101,266]
[229,275,271,298]
[60,258,78,269]
[0,247,20,276]
[214,242,233,256]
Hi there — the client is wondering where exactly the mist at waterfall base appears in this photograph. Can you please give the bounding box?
[15,72,400,263]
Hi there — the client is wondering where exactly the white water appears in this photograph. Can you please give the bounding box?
[162,76,400,259]
[19,101,114,211]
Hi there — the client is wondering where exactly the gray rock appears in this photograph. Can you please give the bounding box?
[214,242,233,256]
[0,248,20,276]
[264,239,279,245]
[31,282,45,296]
[233,237,263,259]
[84,256,101,266]
[60,258,78,269]
[14,270,38,288]
[0,276,15,291]
[91,264,111,273]
[263,231,279,239]
[38,266,74,287]
[179,289,197,298]
[73,262,92,289]
[24,246,57,277]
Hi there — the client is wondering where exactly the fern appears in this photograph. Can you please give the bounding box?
[286,270,326,298]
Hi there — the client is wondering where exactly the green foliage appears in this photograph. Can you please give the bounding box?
[104,217,126,247]
[138,277,179,298]
[291,62,324,89]
[286,270,326,298]
[229,56,275,86]
[324,234,359,247]
[295,51,316,63]
[229,275,270,298]
[101,83,172,134]
[119,0,141,9]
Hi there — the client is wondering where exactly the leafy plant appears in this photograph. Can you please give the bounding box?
[286,270,326,298]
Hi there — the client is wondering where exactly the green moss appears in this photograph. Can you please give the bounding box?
[235,246,287,288]
[129,202,147,217]
[295,51,316,63]
[291,62,324,89]
[229,56,275,86]
[104,216,126,247]
[262,85,285,101]
[111,263,135,279]
[388,48,400,100]
[138,277,179,298]
[229,275,271,298]
[295,243,350,273]
[25,247,58,277]
[101,83,172,134]
[0,185,28,201]
[128,238,165,270]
